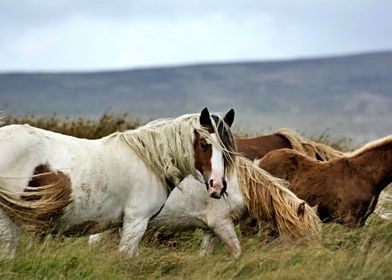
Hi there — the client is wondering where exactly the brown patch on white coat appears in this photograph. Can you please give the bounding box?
[0,164,72,230]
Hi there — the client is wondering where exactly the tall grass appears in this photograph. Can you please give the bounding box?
[0,114,391,279]
[0,218,391,279]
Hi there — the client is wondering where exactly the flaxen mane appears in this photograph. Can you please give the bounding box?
[236,156,321,240]
[118,114,236,189]
[349,135,392,157]
[275,128,345,161]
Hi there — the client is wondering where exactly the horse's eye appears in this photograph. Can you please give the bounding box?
[200,143,209,152]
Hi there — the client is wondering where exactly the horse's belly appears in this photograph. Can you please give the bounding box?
[150,207,207,229]
[57,181,126,235]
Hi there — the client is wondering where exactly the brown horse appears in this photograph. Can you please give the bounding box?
[236,128,344,235]
[236,128,345,161]
[256,135,392,227]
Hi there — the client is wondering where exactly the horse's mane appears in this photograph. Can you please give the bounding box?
[274,128,345,161]
[118,114,235,189]
[236,156,321,240]
[349,135,392,157]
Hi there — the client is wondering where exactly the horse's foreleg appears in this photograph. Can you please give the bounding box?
[199,230,221,256]
[0,209,21,259]
[119,183,167,257]
[119,216,150,257]
[211,221,241,258]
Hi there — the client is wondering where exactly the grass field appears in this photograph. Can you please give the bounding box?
[0,114,391,279]
[0,218,391,279]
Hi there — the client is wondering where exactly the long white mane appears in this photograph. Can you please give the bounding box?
[117,114,230,189]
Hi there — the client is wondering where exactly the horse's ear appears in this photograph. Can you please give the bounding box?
[200,107,212,127]
[224,108,235,127]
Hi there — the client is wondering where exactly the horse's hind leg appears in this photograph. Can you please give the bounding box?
[199,230,221,256]
[88,233,104,246]
[0,209,21,259]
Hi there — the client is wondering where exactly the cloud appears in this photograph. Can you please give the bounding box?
[0,0,392,71]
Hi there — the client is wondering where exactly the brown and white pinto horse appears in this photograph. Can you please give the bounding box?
[0,108,236,258]
[257,135,392,227]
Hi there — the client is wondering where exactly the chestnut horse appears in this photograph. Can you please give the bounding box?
[236,128,345,161]
[257,135,392,227]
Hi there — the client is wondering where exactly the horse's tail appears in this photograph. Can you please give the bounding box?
[374,189,392,221]
[274,128,345,161]
[0,170,72,230]
[236,157,321,240]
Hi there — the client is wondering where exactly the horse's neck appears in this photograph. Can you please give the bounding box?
[352,143,392,193]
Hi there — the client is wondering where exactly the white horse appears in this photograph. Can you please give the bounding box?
[89,157,322,258]
[0,108,236,258]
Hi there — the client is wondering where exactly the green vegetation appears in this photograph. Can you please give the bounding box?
[0,114,391,279]
[1,219,391,279]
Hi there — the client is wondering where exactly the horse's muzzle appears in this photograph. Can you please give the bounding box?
[207,177,227,199]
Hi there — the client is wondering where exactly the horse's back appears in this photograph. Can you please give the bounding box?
[236,134,291,160]
[0,125,52,175]
[0,124,100,183]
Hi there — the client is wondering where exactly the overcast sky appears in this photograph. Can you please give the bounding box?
[0,0,391,72]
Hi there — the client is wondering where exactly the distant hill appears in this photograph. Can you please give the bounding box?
[1,51,391,143]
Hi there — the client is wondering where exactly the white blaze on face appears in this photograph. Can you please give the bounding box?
[208,133,225,197]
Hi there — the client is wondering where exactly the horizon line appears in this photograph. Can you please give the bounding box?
[1,49,391,75]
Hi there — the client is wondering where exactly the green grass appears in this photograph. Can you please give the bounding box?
[0,216,391,279]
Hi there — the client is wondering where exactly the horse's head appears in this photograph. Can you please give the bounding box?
[194,107,236,199]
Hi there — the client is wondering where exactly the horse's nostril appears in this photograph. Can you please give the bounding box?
[208,179,214,188]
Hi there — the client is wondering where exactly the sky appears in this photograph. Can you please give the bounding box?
[0,0,392,72]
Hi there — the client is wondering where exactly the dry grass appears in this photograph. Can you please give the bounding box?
[2,113,140,139]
